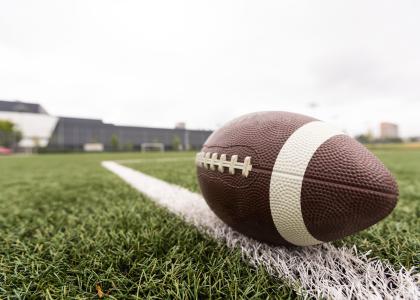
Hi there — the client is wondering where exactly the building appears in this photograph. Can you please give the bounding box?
[0,101,58,150]
[0,100,212,152]
[380,122,399,139]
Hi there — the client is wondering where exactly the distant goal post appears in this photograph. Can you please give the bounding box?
[141,142,165,152]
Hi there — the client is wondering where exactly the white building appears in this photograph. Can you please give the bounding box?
[0,100,58,151]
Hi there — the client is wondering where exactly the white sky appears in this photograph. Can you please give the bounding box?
[0,1,419,137]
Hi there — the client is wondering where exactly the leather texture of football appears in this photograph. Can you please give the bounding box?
[195,111,399,246]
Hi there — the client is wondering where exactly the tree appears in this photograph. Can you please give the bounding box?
[124,142,133,151]
[110,134,119,151]
[355,134,371,144]
[0,120,22,148]
[172,135,181,151]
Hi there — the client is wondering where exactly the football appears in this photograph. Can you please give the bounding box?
[195,111,398,246]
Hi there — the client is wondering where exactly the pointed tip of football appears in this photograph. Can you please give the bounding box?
[301,135,398,242]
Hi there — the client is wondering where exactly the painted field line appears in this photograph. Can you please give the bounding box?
[102,161,419,300]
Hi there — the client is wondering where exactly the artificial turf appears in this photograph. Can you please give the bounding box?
[0,153,295,299]
[0,150,418,298]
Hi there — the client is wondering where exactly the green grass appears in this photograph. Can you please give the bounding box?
[0,152,295,299]
[126,150,420,269]
[0,149,418,298]
[122,157,200,193]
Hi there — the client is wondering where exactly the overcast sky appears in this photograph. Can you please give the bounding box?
[0,1,419,137]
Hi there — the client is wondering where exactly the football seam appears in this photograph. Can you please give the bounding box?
[250,167,398,198]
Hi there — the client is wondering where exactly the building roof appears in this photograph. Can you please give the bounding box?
[0,100,48,114]
[56,116,213,133]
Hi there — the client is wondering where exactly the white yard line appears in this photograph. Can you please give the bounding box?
[102,160,419,300]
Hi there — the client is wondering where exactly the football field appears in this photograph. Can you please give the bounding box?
[0,150,418,298]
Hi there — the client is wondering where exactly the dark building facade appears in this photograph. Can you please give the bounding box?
[48,117,211,151]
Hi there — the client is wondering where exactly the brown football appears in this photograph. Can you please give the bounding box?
[195,111,398,246]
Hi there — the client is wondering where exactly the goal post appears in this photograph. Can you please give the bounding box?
[141,142,165,152]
